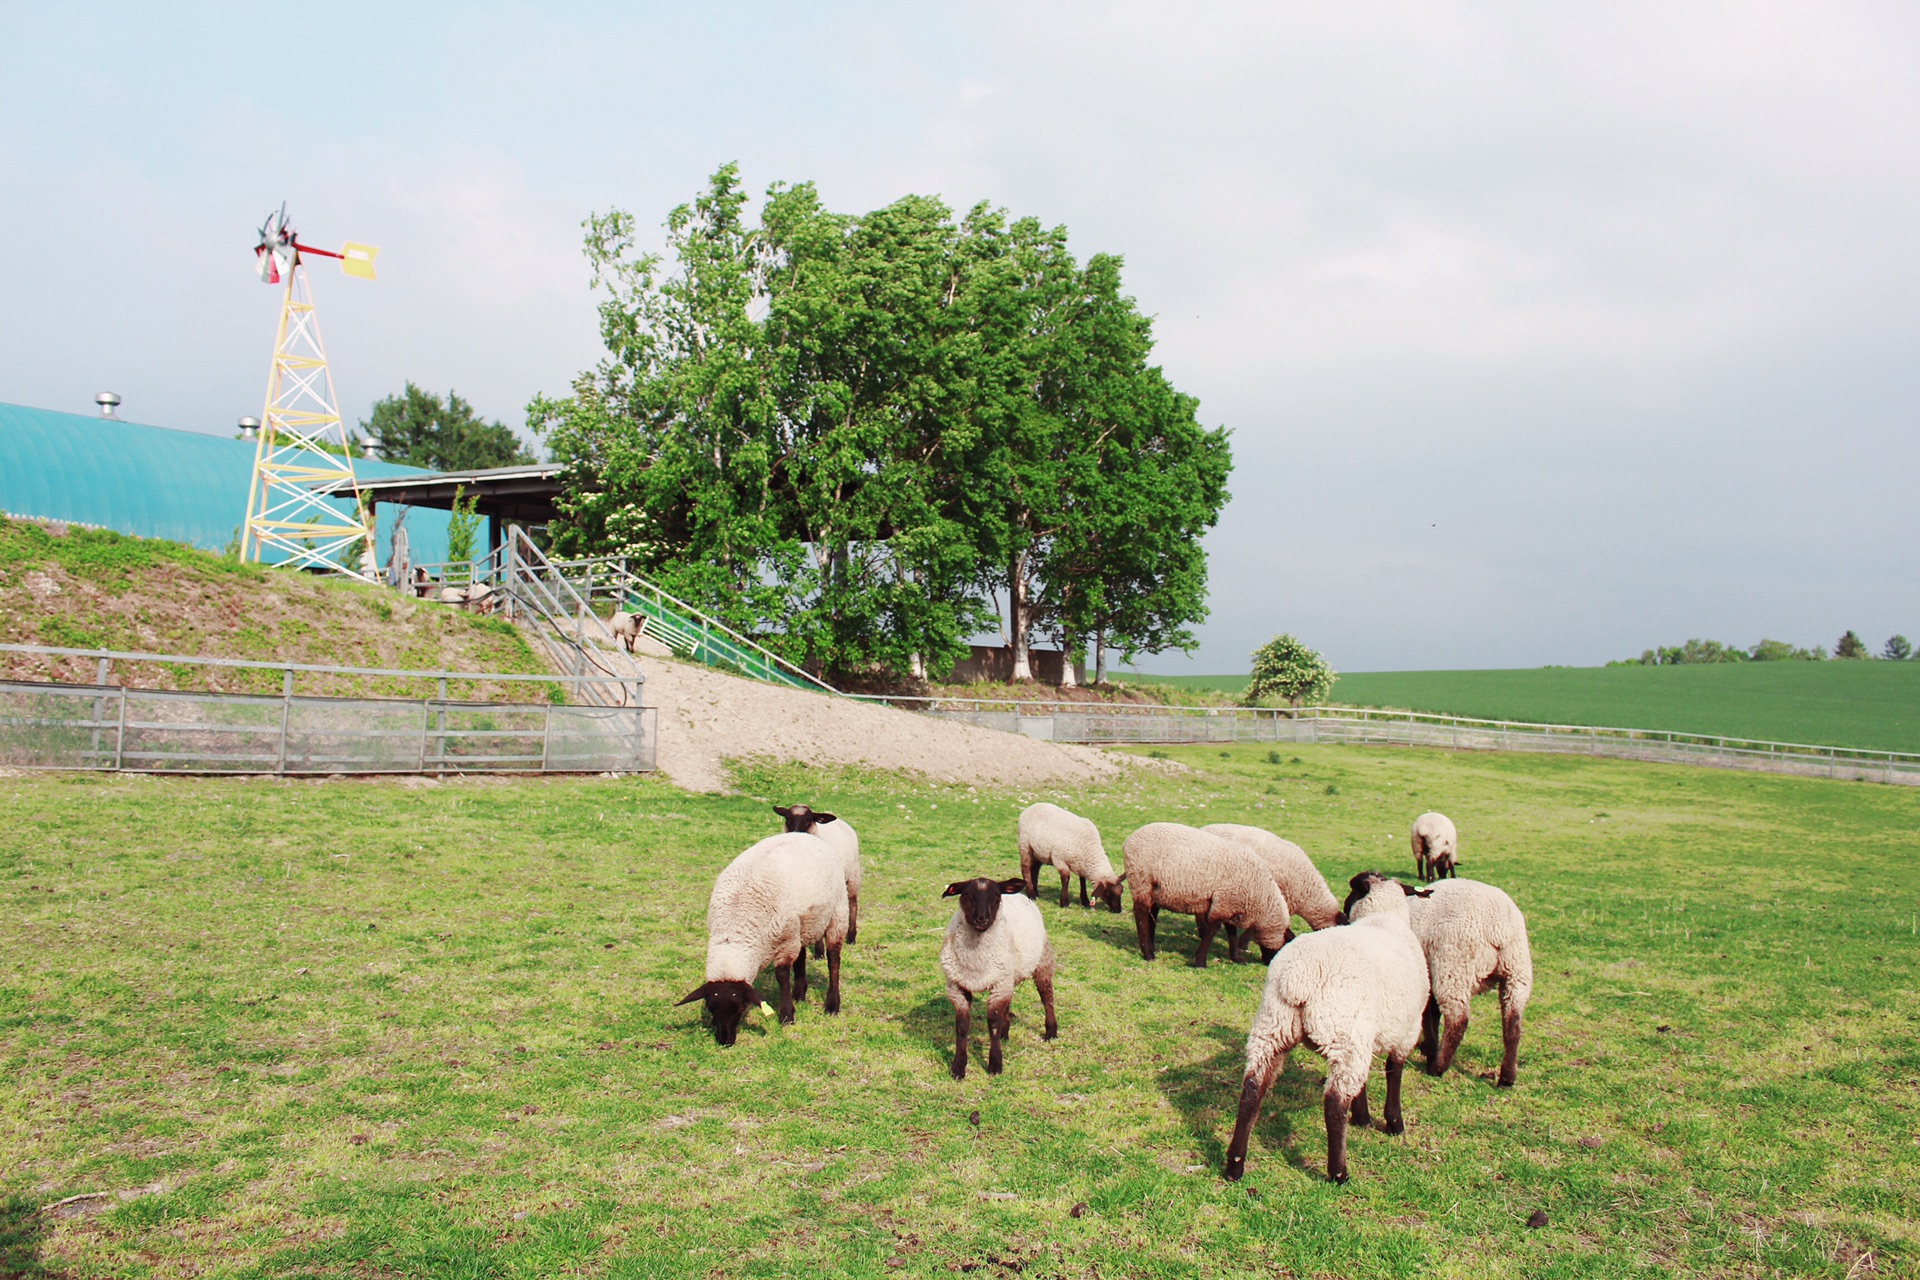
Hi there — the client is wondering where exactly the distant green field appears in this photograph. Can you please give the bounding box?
[1123,663,1920,754]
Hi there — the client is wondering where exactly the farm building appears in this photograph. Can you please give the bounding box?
[0,400,452,564]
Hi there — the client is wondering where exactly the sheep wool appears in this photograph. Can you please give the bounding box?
[1201,823,1341,931]
[1019,802,1122,910]
[1405,877,1533,1087]
[774,804,862,946]
[1411,811,1459,882]
[1224,872,1431,1185]
[1121,823,1293,966]
[609,611,643,654]
[940,878,1059,1079]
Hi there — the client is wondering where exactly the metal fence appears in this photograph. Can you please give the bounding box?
[0,644,655,776]
[903,700,1920,786]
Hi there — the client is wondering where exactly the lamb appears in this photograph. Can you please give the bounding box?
[1411,811,1459,882]
[1018,802,1123,912]
[676,832,848,1044]
[939,876,1059,1079]
[1120,823,1293,967]
[1398,877,1533,1087]
[774,804,861,947]
[1224,872,1432,1184]
[1201,824,1341,931]
[609,610,642,654]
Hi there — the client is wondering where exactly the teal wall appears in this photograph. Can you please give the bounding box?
[0,401,450,565]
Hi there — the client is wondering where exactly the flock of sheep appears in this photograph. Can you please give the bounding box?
[677,800,1533,1185]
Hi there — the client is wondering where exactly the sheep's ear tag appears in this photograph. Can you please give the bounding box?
[758,1001,775,1017]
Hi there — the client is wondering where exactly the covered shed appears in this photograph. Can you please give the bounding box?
[315,463,564,561]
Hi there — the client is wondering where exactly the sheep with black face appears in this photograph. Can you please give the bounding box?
[774,803,862,947]
[939,876,1059,1080]
[677,832,848,1045]
[1019,802,1124,912]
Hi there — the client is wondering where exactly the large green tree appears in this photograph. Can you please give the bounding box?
[363,383,536,471]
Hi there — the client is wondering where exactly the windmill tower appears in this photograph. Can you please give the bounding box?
[239,206,383,577]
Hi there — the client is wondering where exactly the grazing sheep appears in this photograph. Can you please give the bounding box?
[1224,872,1431,1185]
[1394,877,1534,1087]
[610,610,642,654]
[1411,811,1459,882]
[1201,823,1341,931]
[940,876,1058,1079]
[677,832,848,1044]
[1121,823,1293,966]
[1019,802,1123,912]
[774,804,862,947]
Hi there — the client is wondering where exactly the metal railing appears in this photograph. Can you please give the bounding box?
[0,644,654,775]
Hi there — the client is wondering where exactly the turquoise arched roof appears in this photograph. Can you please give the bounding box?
[0,401,451,565]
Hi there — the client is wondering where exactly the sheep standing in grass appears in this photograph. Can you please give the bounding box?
[1224,872,1431,1185]
[1406,878,1533,1087]
[677,832,848,1045]
[1121,823,1293,966]
[1019,802,1123,912]
[774,804,861,946]
[609,610,642,654]
[1411,812,1458,881]
[1201,824,1341,931]
[940,876,1058,1079]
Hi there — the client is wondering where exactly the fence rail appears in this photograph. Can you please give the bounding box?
[0,644,654,775]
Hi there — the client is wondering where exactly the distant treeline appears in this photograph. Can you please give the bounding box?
[1612,631,1913,665]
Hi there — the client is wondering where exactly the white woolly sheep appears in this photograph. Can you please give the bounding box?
[1201,823,1341,931]
[940,876,1058,1079]
[609,610,642,654]
[774,804,862,947]
[1395,877,1534,1087]
[676,831,849,1044]
[1121,823,1293,967]
[1019,802,1123,912]
[1224,871,1432,1184]
[1411,811,1459,882]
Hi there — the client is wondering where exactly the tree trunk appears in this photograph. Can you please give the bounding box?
[1009,552,1032,682]
[1058,647,1077,689]
[1095,629,1106,686]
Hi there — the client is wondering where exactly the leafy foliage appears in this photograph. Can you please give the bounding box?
[444,485,481,579]
[1242,633,1336,708]
[364,382,536,471]
[1883,634,1913,661]
[1834,629,1870,659]
[1613,637,1827,664]
[532,166,1230,682]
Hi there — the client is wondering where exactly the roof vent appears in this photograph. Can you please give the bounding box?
[95,392,121,418]
[238,416,261,438]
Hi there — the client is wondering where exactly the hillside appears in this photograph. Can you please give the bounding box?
[1127,664,1920,754]
[0,516,551,699]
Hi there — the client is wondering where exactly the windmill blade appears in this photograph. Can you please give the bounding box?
[340,242,379,280]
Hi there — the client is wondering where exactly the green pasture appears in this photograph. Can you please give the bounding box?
[1127,663,1920,754]
[2,747,1916,1278]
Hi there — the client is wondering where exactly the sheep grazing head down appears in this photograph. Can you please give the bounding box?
[774,803,837,834]
[677,979,762,1046]
[944,877,1029,933]
[1340,870,1431,923]
[1090,878,1125,913]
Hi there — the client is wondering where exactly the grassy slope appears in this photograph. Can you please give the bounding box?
[0,517,551,699]
[2,747,1915,1278]
[1126,665,1920,754]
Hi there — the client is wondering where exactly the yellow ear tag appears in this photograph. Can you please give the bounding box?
[759,1002,775,1017]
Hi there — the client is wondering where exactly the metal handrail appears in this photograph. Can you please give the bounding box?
[0,641,631,689]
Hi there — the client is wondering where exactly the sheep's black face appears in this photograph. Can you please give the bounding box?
[943,877,1027,932]
[774,803,836,834]
[1092,880,1125,913]
[1342,871,1428,919]
[677,979,760,1046]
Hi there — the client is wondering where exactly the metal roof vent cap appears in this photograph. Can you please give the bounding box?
[238,416,261,438]
[95,392,121,418]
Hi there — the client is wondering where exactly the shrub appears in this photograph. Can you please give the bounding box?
[1242,634,1335,708]
[1881,635,1912,661]
[1835,630,1870,660]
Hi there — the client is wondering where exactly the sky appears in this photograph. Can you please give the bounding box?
[2,3,1916,673]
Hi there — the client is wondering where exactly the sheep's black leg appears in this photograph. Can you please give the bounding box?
[951,997,971,1080]
[986,996,1013,1074]
[1224,923,1246,964]
[846,894,858,946]
[792,947,808,1002]
[1078,876,1090,909]
[1059,870,1072,908]
[774,963,796,1025]
[1349,1084,1371,1129]
[1134,899,1157,961]
[1384,1055,1406,1134]
[1324,1091,1352,1184]
[824,942,843,1015]
[1223,1053,1283,1180]
[1033,964,1058,1041]
[1498,981,1521,1087]
[1194,914,1221,968]
[1421,997,1443,1072]
[1433,1002,1469,1075]
[811,941,825,960]
[1021,849,1038,899]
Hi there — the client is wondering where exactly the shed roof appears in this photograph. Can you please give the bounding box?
[315,462,564,523]
[0,401,451,563]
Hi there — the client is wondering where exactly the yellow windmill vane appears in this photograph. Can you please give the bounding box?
[239,205,383,578]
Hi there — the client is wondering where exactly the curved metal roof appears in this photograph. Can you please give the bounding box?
[0,400,451,564]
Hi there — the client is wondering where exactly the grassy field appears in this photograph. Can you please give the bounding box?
[1125,664,1920,754]
[2,747,1916,1278]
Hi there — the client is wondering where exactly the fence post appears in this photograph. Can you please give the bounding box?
[435,677,448,775]
[541,702,553,771]
[503,536,518,621]
[113,686,128,770]
[91,655,110,762]
[276,667,293,774]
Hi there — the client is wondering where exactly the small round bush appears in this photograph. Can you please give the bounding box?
[1243,634,1336,708]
